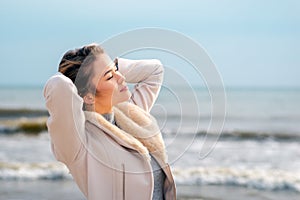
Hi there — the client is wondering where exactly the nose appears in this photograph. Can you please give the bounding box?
[114,71,125,84]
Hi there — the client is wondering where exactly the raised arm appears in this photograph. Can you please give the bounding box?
[43,73,85,165]
[117,58,164,112]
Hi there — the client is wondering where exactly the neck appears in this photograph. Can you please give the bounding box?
[94,101,113,114]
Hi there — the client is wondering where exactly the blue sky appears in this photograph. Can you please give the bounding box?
[0,0,299,87]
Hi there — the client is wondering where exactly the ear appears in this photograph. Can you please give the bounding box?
[83,93,95,105]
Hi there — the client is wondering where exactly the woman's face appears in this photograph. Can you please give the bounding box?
[86,53,131,110]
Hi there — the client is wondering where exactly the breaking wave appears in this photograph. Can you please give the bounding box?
[1,161,299,192]
[173,167,300,192]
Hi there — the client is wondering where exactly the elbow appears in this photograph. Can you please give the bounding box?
[44,73,76,98]
[149,59,164,86]
[43,73,79,110]
[151,59,164,76]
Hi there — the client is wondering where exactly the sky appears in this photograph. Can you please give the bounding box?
[0,0,299,87]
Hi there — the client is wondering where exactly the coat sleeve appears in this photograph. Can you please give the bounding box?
[43,72,85,165]
[117,58,164,112]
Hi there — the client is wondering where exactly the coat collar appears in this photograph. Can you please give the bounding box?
[84,102,167,163]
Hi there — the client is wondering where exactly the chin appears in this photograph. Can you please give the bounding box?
[114,91,131,105]
[123,91,132,102]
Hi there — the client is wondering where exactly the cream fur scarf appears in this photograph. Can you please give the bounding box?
[85,102,167,163]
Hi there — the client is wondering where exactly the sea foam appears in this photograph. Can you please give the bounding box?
[0,162,70,180]
[1,161,299,193]
[173,166,300,192]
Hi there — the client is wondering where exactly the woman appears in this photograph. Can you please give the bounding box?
[43,44,176,200]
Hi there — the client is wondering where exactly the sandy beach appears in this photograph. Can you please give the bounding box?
[1,180,300,200]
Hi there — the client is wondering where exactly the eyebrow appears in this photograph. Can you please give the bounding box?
[103,69,113,77]
[103,64,117,77]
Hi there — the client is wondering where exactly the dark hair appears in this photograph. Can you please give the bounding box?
[58,44,104,98]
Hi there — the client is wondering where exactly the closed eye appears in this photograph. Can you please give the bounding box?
[105,67,118,81]
[106,75,113,80]
[104,63,118,81]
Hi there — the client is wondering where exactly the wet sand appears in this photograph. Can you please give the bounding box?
[1,180,299,200]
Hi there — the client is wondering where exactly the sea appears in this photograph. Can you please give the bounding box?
[0,86,300,199]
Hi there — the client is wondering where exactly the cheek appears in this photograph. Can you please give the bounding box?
[96,82,116,97]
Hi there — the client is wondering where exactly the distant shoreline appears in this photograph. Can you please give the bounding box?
[0,108,48,118]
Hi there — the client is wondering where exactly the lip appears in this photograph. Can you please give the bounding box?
[120,85,128,92]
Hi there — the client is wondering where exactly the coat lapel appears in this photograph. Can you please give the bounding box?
[84,102,167,163]
[114,102,167,163]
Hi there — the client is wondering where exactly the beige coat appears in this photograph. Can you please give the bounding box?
[44,58,176,200]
